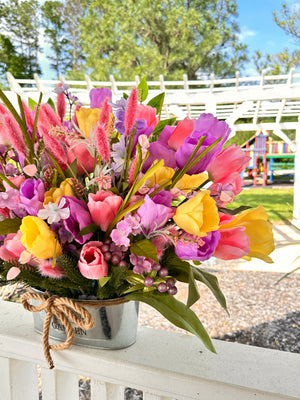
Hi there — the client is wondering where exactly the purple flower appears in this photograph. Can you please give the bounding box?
[136,195,174,237]
[175,114,230,175]
[129,254,152,275]
[175,231,221,261]
[60,196,93,244]
[19,178,45,216]
[142,126,176,172]
[90,88,112,109]
[151,189,173,207]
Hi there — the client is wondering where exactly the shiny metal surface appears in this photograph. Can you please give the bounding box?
[32,299,139,349]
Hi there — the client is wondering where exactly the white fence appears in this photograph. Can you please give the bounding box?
[0,300,299,400]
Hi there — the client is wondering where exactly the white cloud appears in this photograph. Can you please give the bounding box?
[238,26,257,41]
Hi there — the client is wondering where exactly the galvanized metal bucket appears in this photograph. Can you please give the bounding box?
[32,296,139,350]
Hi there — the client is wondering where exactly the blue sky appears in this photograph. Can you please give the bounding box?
[237,0,299,74]
[39,0,300,78]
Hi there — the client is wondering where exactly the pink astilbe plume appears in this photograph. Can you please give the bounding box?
[129,157,137,187]
[22,101,34,131]
[124,88,138,136]
[3,113,28,158]
[56,85,66,123]
[39,103,62,129]
[38,260,65,278]
[38,124,68,170]
[99,98,110,131]
[95,123,110,163]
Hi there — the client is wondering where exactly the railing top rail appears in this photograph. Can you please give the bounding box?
[0,300,299,400]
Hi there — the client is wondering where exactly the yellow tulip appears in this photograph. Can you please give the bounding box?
[44,179,74,205]
[147,166,175,187]
[173,190,219,237]
[76,107,101,137]
[20,216,62,259]
[176,172,208,194]
[220,205,275,263]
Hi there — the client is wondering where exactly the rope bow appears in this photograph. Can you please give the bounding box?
[21,291,95,369]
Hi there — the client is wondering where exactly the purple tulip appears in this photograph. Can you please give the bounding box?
[19,178,45,216]
[60,196,93,244]
[175,231,221,261]
[175,114,231,175]
[142,126,176,172]
[90,88,112,109]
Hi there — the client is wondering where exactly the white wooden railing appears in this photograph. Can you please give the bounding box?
[0,300,299,400]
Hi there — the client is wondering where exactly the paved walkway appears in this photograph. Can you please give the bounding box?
[211,223,300,274]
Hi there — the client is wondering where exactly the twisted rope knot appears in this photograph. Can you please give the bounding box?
[21,291,95,369]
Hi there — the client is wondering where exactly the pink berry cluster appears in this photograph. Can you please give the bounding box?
[101,238,127,268]
[144,264,178,296]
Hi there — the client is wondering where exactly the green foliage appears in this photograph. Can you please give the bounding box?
[0,218,21,235]
[96,267,130,299]
[80,0,247,80]
[131,239,159,263]
[126,291,216,353]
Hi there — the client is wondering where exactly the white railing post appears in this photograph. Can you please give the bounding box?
[85,74,94,91]
[292,120,300,229]
[109,75,118,95]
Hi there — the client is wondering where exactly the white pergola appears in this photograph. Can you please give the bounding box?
[5,69,300,228]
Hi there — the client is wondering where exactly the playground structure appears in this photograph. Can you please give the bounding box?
[3,68,300,228]
[243,130,295,186]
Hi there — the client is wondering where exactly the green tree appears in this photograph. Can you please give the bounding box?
[0,0,41,78]
[41,0,69,78]
[80,0,247,80]
[63,0,85,79]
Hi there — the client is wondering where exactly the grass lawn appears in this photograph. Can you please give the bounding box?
[228,188,294,222]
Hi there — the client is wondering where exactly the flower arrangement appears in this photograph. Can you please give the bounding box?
[0,80,274,353]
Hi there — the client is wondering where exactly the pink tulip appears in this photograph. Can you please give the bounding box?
[213,226,250,260]
[78,241,108,279]
[88,190,123,231]
[23,164,37,177]
[0,231,26,262]
[3,175,25,190]
[67,142,95,175]
[207,144,250,184]
[137,104,158,127]
[167,117,196,150]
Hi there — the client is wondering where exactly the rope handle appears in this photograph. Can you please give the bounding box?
[21,291,95,369]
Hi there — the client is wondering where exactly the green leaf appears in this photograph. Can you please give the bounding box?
[191,266,228,313]
[65,159,78,179]
[28,97,38,111]
[0,218,22,235]
[219,205,252,215]
[147,92,165,115]
[130,239,159,263]
[47,97,56,112]
[77,223,99,237]
[126,292,216,353]
[150,117,177,142]
[123,93,129,100]
[123,283,145,294]
[99,276,111,287]
[137,77,148,102]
